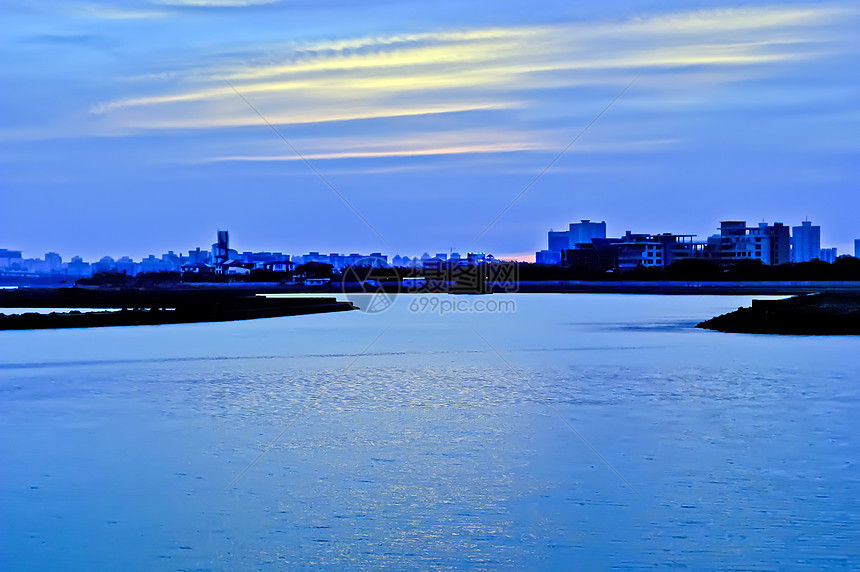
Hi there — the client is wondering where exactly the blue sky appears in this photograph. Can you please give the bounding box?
[2,0,858,260]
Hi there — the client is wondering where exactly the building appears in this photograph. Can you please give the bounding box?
[45,252,62,273]
[561,238,619,271]
[855,239,860,258]
[537,219,607,264]
[548,231,570,252]
[213,230,229,267]
[750,222,790,265]
[115,256,134,275]
[138,255,165,274]
[92,256,116,273]
[161,251,181,272]
[66,256,91,277]
[704,221,791,265]
[535,250,562,265]
[185,247,211,266]
[568,220,607,247]
[263,260,296,273]
[819,247,837,263]
[791,220,821,262]
[0,249,23,269]
[295,251,388,271]
[616,232,697,269]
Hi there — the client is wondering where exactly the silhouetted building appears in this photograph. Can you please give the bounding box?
[561,238,620,271]
[704,221,790,265]
[535,250,562,265]
[185,247,211,266]
[66,256,91,277]
[569,220,607,247]
[750,222,790,265]
[161,251,181,271]
[616,232,697,269]
[92,256,116,273]
[114,256,133,275]
[45,252,62,273]
[548,231,570,252]
[538,219,607,264]
[0,249,23,268]
[819,247,837,263]
[792,220,821,262]
[138,255,164,274]
[213,230,229,266]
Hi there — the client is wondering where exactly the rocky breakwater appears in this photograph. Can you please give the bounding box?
[697,293,860,335]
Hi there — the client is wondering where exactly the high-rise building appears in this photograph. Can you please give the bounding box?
[548,231,569,251]
[568,220,607,247]
[45,252,62,273]
[855,239,860,258]
[791,220,821,262]
[538,219,607,264]
[213,230,229,265]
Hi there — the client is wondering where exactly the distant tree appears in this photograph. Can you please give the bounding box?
[295,262,333,279]
[619,265,664,281]
[725,259,769,280]
[662,259,723,281]
[76,271,131,288]
[134,271,181,286]
[831,256,860,279]
[242,269,293,283]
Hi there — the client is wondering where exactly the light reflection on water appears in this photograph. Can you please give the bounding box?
[1,294,858,569]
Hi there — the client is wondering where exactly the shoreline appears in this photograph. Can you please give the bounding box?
[0,289,355,330]
[3,280,860,300]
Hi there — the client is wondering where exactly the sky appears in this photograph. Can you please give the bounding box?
[1,0,858,261]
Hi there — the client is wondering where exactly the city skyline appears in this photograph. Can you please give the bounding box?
[1,214,851,273]
[2,1,859,259]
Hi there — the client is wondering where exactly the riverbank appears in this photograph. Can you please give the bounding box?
[5,279,860,296]
[0,288,355,330]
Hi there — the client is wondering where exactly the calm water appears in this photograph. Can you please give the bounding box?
[1,294,858,570]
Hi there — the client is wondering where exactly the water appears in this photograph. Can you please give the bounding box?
[1,294,858,569]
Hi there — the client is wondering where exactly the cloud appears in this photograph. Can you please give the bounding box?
[151,0,280,6]
[199,133,678,164]
[59,4,858,162]
[207,143,534,162]
[104,101,521,130]
[77,3,169,19]
[23,33,115,48]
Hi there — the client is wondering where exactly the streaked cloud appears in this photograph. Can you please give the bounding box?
[108,101,521,130]
[202,136,679,163]
[77,3,169,19]
[92,5,847,125]
[208,143,533,162]
[152,0,280,6]
[28,3,855,168]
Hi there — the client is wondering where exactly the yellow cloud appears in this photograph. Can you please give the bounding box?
[208,143,535,162]
[114,101,521,130]
[84,3,847,158]
[152,0,280,6]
